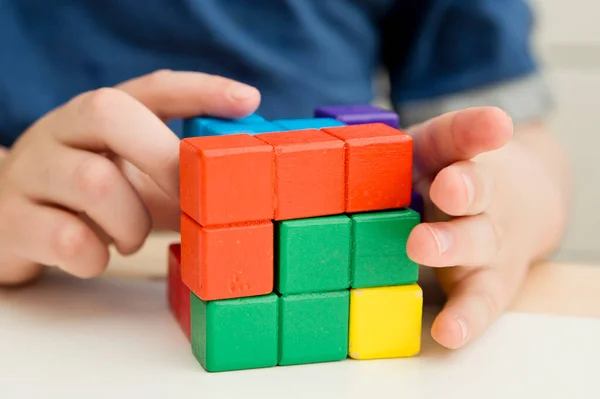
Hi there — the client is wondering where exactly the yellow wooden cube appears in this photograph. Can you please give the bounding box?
[348,284,422,360]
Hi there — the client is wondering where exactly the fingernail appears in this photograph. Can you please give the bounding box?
[229,83,259,101]
[461,173,475,208]
[456,316,469,346]
[428,225,451,254]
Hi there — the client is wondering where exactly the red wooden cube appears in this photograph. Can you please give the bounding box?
[322,123,413,213]
[180,213,274,301]
[180,134,274,226]
[256,129,344,220]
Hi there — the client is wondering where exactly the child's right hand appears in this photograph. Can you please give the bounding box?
[0,70,261,285]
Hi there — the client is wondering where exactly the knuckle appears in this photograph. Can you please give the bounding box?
[477,213,502,255]
[474,163,495,205]
[146,69,174,85]
[478,290,500,320]
[54,220,92,260]
[487,216,503,253]
[476,277,505,320]
[74,156,119,200]
[80,87,128,122]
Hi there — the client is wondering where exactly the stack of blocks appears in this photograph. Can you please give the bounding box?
[168,105,423,372]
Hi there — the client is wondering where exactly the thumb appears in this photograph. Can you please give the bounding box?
[116,69,261,121]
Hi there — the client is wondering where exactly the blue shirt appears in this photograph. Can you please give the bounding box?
[0,0,537,147]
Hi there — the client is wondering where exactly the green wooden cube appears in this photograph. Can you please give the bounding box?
[279,290,350,366]
[190,292,279,372]
[276,215,351,294]
[350,208,420,288]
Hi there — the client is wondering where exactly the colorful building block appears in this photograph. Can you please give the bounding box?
[173,103,423,373]
[410,191,425,218]
[315,104,400,128]
[183,113,267,137]
[279,291,350,366]
[167,243,190,339]
[179,134,274,226]
[191,292,279,372]
[276,215,351,294]
[181,213,274,301]
[256,129,344,220]
[322,123,413,213]
[203,121,284,136]
[272,118,346,130]
[348,284,422,359]
[350,209,420,288]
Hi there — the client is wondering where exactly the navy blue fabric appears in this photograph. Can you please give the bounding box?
[0,0,538,147]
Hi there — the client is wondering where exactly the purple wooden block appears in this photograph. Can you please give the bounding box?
[409,191,424,219]
[314,104,400,128]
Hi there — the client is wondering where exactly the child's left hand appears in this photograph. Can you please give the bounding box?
[406,107,569,350]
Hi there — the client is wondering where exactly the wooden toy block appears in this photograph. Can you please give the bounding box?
[350,209,420,288]
[167,243,190,339]
[276,215,351,294]
[272,118,345,130]
[191,292,279,372]
[279,291,350,366]
[410,191,425,218]
[203,121,284,136]
[255,129,344,220]
[181,213,274,301]
[180,134,274,226]
[315,104,400,128]
[183,113,266,137]
[348,284,422,360]
[322,123,412,213]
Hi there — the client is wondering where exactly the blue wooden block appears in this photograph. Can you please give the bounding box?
[183,113,267,137]
[203,121,284,136]
[272,118,346,131]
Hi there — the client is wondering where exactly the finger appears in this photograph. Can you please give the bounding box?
[52,70,262,201]
[406,214,500,267]
[0,253,44,286]
[408,107,513,178]
[0,195,109,278]
[429,160,495,216]
[430,266,521,349]
[51,87,181,201]
[17,144,152,254]
[116,69,261,121]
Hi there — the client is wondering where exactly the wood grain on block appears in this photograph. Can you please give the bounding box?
[322,123,413,213]
[179,134,274,226]
[180,213,274,301]
[183,113,267,137]
[256,129,344,220]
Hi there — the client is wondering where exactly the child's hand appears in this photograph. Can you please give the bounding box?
[0,70,261,285]
[406,107,567,350]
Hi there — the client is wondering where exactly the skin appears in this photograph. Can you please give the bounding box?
[0,71,571,350]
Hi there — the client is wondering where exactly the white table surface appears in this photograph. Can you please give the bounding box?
[1,270,599,399]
